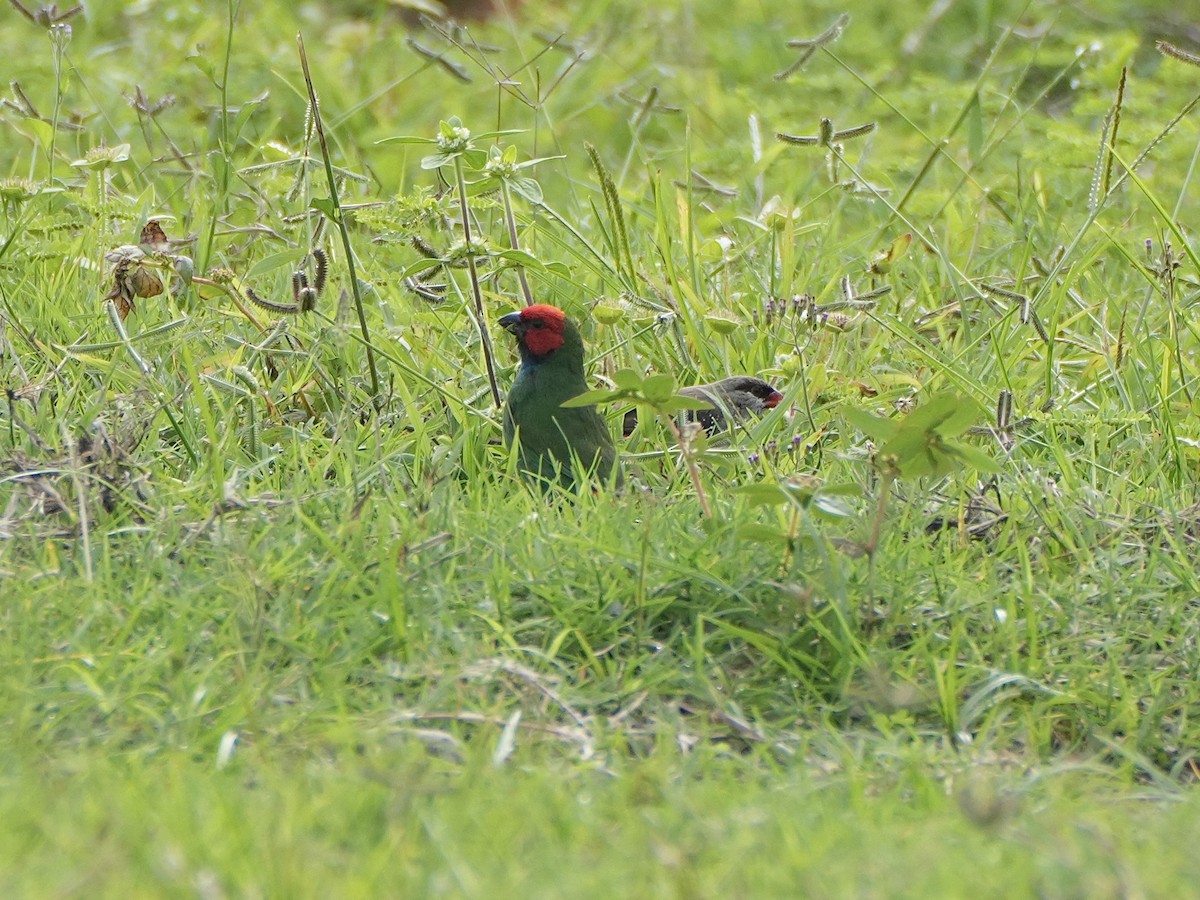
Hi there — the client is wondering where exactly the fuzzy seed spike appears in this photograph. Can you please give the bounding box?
[311,247,328,296]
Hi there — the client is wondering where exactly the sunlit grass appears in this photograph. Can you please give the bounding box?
[2,0,1200,893]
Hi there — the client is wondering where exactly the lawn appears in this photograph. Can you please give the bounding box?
[2,0,1200,895]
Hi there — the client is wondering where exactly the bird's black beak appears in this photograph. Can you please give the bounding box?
[499,311,522,334]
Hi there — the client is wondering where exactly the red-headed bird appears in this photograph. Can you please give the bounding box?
[622,376,784,436]
[498,304,622,488]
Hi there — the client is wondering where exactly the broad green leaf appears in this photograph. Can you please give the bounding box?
[842,405,898,442]
[900,392,983,438]
[510,177,543,204]
[878,394,984,471]
[777,479,818,503]
[560,388,623,408]
[246,250,304,280]
[232,95,266,143]
[469,128,528,140]
[376,135,436,145]
[310,197,338,219]
[189,54,219,88]
[494,249,543,270]
[879,427,939,471]
[848,393,993,479]
[737,523,791,543]
[811,493,856,518]
[612,369,644,391]
[515,155,565,170]
[942,440,1003,474]
[642,373,677,403]
[23,118,54,151]
[658,395,713,413]
[704,311,741,334]
[421,152,455,169]
[462,148,489,169]
[399,257,444,279]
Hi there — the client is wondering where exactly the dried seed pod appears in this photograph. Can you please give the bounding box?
[127,265,164,299]
[139,219,170,253]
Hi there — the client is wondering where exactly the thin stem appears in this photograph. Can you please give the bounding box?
[665,416,712,518]
[67,431,93,583]
[221,1,235,151]
[864,469,894,559]
[191,276,266,330]
[104,300,151,375]
[297,32,380,400]
[500,181,535,307]
[454,155,502,408]
[47,27,67,183]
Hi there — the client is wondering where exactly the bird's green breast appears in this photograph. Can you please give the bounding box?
[503,360,619,486]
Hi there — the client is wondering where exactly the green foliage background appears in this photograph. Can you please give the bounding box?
[2,0,1200,894]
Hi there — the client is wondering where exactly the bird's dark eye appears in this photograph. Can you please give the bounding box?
[529,320,545,328]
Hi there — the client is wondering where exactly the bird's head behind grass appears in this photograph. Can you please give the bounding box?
[622,375,784,436]
[498,304,577,364]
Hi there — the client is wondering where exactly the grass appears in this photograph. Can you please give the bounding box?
[3,0,1200,894]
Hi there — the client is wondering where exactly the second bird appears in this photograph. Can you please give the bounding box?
[622,376,784,436]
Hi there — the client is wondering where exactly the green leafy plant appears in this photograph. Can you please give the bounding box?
[563,368,717,513]
[381,119,566,408]
[843,391,1002,557]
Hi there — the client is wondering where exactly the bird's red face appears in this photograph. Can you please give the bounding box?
[500,304,568,358]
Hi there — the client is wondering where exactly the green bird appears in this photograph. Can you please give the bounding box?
[498,304,622,488]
